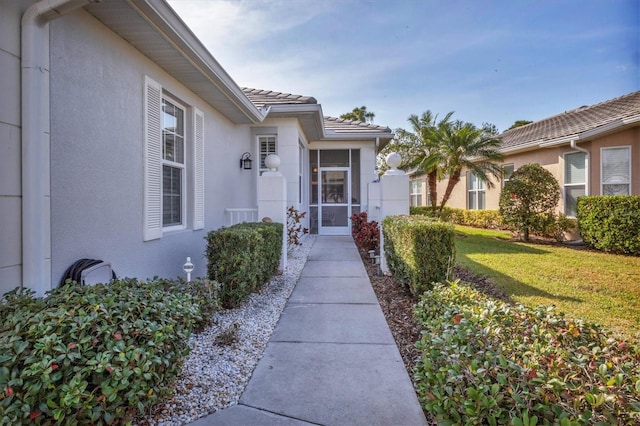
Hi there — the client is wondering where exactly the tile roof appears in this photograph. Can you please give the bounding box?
[323,116,392,134]
[500,91,640,150]
[242,88,317,105]
[242,87,392,135]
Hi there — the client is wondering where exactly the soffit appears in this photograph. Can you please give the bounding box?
[83,0,262,124]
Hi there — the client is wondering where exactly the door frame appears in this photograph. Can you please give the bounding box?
[318,167,351,235]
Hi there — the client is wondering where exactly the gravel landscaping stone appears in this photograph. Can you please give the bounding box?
[135,236,316,426]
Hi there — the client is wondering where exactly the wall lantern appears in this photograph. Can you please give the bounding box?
[240,152,253,170]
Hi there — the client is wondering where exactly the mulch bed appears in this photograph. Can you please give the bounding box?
[358,247,509,424]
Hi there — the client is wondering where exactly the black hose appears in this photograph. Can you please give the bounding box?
[59,258,116,287]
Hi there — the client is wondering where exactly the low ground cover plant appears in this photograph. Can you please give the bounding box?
[414,281,640,425]
[0,279,202,425]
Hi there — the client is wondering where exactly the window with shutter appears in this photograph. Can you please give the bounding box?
[259,135,277,171]
[143,76,205,240]
[564,151,587,217]
[601,147,630,195]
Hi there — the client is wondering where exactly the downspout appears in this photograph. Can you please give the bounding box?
[570,140,590,196]
[21,0,94,295]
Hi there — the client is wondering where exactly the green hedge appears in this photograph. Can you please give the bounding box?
[578,195,640,256]
[0,280,200,425]
[414,281,640,425]
[382,215,455,297]
[205,222,283,308]
[410,206,504,229]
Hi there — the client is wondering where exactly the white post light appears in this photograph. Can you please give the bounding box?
[183,257,194,283]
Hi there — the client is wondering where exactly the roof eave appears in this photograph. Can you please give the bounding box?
[265,104,325,141]
[85,0,264,124]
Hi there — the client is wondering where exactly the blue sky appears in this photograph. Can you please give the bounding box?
[167,0,639,133]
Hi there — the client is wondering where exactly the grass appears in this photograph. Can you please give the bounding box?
[454,225,640,342]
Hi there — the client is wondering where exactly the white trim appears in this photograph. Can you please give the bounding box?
[563,151,588,217]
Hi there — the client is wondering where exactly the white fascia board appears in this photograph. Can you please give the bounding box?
[500,140,544,154]
[322,132,394,141]
[127,0,265,123]
[622,113,640,125]
[538,135,580,148]
[265,104,325,140]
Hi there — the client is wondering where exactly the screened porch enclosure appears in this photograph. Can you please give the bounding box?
[309,149,360,235]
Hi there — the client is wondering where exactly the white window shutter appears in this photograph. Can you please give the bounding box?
[193,108,205,230]
[143,76,163,241]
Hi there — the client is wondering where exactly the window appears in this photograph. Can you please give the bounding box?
[410,180,422,207]
[601,147,630,195]
[467,172,485,210]
[162,98,185,228]
[299,142,304,204]
[259,135,277,171]
[144,76,204,241]
[502,164,514,188]
[564,152,586,217]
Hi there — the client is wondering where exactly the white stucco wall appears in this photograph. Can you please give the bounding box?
[48,10,255,285]
[0,1,35,295]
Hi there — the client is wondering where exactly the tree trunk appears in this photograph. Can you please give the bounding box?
[439,170,461,213]
[427,171,438,212]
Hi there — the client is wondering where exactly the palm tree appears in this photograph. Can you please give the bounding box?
[398,110,453,211]
[437,120,504,212]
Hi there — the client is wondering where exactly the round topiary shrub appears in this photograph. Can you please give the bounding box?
[499,163,560,241]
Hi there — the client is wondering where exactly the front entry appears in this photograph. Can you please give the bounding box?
[318,167,350,235]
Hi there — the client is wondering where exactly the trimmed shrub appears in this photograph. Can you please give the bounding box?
[411,206,504,229]
[350,212,379,251]
[382,215,455,297]
[0,279,199,425]
[414,281,640,425]
[578,195,640,256]
[205,222,283,308]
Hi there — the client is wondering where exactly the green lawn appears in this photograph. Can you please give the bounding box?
[454,225,640,342]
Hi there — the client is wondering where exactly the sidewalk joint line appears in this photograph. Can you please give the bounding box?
[237,403,324,425]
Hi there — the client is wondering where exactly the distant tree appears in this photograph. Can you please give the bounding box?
[396,110,454,211]
[438,120,504,211]
[341,106,375,123]
[482,122,500,135]
[507,120,533,130]
[499,163,560,242]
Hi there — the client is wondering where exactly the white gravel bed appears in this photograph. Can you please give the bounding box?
[136,236,315,426]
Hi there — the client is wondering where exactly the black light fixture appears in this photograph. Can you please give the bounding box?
[240,152,252,170]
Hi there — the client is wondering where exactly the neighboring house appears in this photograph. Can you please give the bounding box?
[0,0,393,297]
[411,91,640,217]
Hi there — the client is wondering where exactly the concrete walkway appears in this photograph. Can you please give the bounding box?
[192,236,427,426]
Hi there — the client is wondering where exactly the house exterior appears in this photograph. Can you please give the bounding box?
[410,91,640,218]
[0,0,393,297]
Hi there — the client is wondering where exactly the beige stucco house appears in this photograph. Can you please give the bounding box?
[411,91,640,217]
